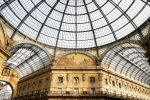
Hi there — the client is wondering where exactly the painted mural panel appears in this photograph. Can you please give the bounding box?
[57,53,95,66]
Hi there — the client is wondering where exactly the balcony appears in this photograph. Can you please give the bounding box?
[15,90,145,100]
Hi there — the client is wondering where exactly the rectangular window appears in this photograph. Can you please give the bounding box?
[119,83,121,88]
[58,88,62,94]
[112,81,115,86]
[74,88,79,94]
[58,77,63,83]
[74,77,79,84]
[105,79,108,84]
[124,85,126,90]
[90,88,96,94]
[90,77,95,83]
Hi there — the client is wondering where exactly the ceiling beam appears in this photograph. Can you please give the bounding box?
[93,0,117,40]
[36,0,60,40]
[83,0,99,57]
[0,0,16,10]
[53,0,69,58]
[10,0,45,39]
[109,0,145,38]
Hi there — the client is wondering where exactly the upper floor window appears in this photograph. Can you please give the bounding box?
[32,82,36,88]
[105,79,108,84]
[112,81,115,86]
[119,83,121,88]
[90,77,95,83]
[18,87,20,92]
[46,78,49,81]
[58,77,63,83]
[39,80,42,85]
[28,84,30,89]
[124,85,126,89]
[23,85,26,90]
[74,77,79,84]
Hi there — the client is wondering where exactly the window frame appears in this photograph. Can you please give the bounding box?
[90,77,96,83]
[74,77,79,84]
[58,77,63,83]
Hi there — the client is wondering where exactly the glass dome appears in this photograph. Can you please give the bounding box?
[0,0,150,49]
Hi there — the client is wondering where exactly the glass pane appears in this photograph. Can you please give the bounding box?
[1,0,149,48]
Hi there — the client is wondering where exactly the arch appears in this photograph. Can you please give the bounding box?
[101,40,142,60]
[12,41,53,60]
[0,80,14,100]
[6,43,53,78]
[101,42,150,85]
[0,76,19,98]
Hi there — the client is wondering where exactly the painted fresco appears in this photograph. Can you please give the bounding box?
[57,53,95,66]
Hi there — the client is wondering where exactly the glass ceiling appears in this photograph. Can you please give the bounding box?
[102,43,150,85]
[0,0,150,49]
[6,43,51,78]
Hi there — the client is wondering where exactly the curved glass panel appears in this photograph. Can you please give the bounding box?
[102,43,150,85]
[6,43,51,78]
[0,0,150,48]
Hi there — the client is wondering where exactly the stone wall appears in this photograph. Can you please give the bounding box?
[15,53,150,100]
[0,24,19,97]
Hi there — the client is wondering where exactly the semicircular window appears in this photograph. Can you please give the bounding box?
[102,43,150,86]
[1,0,150,49]
[6,43,51,78]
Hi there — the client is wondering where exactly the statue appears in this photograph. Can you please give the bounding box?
[6,37,15,51]
[66,73,69,81]
[98,73,103,81]
[82,73,85,81]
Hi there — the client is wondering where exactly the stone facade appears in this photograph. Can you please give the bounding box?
[15,53,150,100]
[0,24,19,97]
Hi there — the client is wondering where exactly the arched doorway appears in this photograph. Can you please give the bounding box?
[0,81,13,100]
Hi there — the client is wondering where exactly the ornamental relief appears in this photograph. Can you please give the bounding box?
[1,68,18,78]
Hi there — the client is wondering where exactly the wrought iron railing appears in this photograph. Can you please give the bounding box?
[15,90,117,98]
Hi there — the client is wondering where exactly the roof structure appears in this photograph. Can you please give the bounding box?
[6,43,51,78]
[102,43,150,85]
[0,0,150,49]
